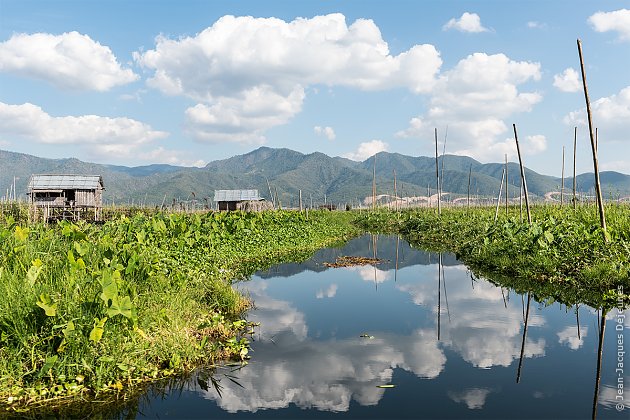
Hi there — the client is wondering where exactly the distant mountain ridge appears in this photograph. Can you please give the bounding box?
[1,147,629,206]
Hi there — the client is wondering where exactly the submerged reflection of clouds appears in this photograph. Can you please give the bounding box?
[316,283,338,299]
[397,266,546,368]
[448,388,493,409]
[201,279,445,413]
[348,265,392,283]
[557,325,588,350]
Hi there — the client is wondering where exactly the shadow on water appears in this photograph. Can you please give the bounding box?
[19,234,628,419]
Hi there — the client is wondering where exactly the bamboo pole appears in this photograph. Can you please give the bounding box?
[440,126,448,200]
[505,154,509,215]
[573,127,577,209]
[435,128,441,215]
[513,124,531,224]
[577,39,607,241]
[467,164,472,209]
[372,155,376,210]
[561,146,565,207]
[299,189,303,211]
[495,168,506,222]
[393,169,398,212]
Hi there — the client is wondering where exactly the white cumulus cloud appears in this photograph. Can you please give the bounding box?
[443,12,489,33]
[396,53,542,161]
[314,126,336,140]
[0,102,168,159]
[0,31,138,91]
[134,14,442,143]
[553,68,581,92]
[563,85,630,144]
[588,9,630,41]
[343,140,388,161]
[184,85,305,144]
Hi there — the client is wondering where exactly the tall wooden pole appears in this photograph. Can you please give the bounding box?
[435,128,441,215]
[393,169,398,212]
[573,127,577,209]
[561,146,565,207]
[467,164,472,209]
[513,124,531,224]
[495,168,506,222]
[505,154,509,215]
[577,39,607,241]
[299,189,303,211]
[372,155,376,210]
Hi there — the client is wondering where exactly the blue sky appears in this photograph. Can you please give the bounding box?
[0,0,628,175]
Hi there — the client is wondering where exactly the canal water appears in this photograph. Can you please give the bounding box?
[136,235,627,419]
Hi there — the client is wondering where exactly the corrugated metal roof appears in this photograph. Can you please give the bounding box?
[214,189,261,202]
[28,174,104,191]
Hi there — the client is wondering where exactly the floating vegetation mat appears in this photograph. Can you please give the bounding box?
[323,256,387,268]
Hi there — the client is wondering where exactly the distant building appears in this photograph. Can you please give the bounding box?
[28,174,104,221]
[214,189,268,211]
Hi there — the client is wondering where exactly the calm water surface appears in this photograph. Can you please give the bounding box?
[136,235,628,419]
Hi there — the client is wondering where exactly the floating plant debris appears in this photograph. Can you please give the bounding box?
[323,256,387,268]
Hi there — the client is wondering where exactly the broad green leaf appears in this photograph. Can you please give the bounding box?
[62,321,76,338]
[99,269,120,305]
[38,355,58,378]
[14,225,29,241]
[73,240,88,256]
[26,259,44,287]
[107,295,133,319]
[36,294,57,317]
[543,231,554,243]
[89,317,107,343]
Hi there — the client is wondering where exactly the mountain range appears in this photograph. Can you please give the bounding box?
[1,147,629,207]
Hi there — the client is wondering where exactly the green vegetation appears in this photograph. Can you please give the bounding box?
[0,209,358,412]
[356,204,630,309]
[2,201,628,413]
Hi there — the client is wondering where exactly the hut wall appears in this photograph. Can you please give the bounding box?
[75,190,97,207]
[33,194,65,207]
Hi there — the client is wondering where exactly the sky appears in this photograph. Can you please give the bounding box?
[0,0,629,176]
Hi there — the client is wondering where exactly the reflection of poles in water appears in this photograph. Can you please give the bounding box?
[395,235,400,282]
[576,304,581,340]
[441,255,451,323]
[592,309,607,420]
[373,234,378,291]
[501,288,508,309]
[516,293,531,383]
[521,294,526,322]
[597,308,600,331]
[437,253,441,341]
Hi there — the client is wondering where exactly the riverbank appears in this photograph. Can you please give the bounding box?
[355,205,630,309]
[0,209,359,413]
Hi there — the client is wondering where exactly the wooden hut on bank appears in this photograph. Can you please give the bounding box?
[28,174,104,221]
[214,189,270,211]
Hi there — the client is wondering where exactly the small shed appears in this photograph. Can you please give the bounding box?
[28,174,104,221]
[214,189,266,211]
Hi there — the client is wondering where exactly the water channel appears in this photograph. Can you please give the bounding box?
[133,235,627,419]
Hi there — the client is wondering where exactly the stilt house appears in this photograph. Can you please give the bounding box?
[28,174,104,221]
[214,189,266,211]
